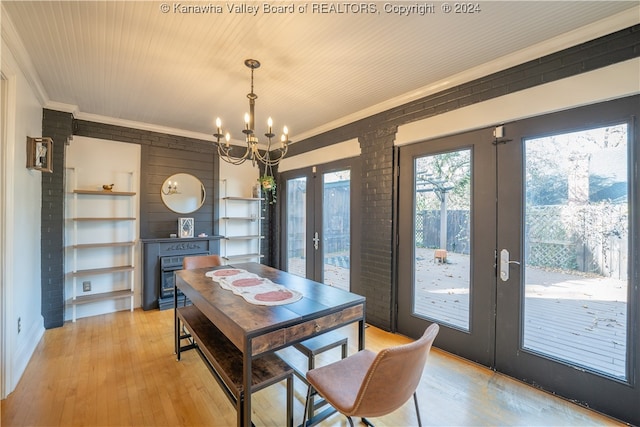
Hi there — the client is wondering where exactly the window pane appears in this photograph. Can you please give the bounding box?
[286,177,306,277]
[323,170,350,291]
[413,149,471,331]
[523,124,628,379]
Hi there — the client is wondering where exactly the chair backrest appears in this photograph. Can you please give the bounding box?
[351,323,439,418]
[182,254,222,270]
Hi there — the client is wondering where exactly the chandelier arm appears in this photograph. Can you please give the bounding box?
[216,141,253,165]
[251,147,287,167]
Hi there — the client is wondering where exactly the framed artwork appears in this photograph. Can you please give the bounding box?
[179,217,194,238]
[26,137,53,173]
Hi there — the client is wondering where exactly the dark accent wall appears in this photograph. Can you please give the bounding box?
[41,110,74,328]
[284,24,640,331]
[40,116,219,328]
[73,120,219,239]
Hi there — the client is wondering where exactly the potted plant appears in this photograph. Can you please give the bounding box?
[259,174,277,205]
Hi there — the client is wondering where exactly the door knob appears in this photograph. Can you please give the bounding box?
[500,249,520,282]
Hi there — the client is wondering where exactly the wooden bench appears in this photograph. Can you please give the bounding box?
[176,305,293,427]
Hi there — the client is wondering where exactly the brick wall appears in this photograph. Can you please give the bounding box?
[41,109,73,328]
[287,24,640,331]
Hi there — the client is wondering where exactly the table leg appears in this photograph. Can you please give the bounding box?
[358,318,366,351]
[174,279,180,360]
[241,346,252,427]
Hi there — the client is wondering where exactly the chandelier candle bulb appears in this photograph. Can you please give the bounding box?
[244,113,250,130]
[267,117,273,134]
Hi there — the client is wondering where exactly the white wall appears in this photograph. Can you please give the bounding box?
[1,38,45,398]
[218,160,261,262]
[396,58,640,146]
[279,138,361,172]
[65,136,141,321]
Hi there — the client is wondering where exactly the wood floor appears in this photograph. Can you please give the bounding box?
[1,308,623,427]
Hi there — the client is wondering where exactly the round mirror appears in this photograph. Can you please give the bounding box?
[161,173,206,214]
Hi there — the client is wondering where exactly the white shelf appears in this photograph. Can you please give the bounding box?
[220,180,263,264]
[66,168,138,322]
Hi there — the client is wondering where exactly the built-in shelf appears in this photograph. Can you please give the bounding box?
[71,241,136,249]
[223,196,264,201]
[221,216,264,221]
[66,168,138,322]
[222,253,265,261]
[70,265,135,277]
[220,181,263,264]
[224,235,264,240]
[70,289,135,305]
[73,189,136,196]
[73,217,136,221]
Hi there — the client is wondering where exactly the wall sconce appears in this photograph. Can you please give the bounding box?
[26,137,53,173]
[161,180,180,195]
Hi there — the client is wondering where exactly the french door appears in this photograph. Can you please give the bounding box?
[280,158,361,292]
[397,96,639,424]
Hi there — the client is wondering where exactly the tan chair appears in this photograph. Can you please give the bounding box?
[176,254,222,309]
[302,323,440,427]
[182,254,222,270]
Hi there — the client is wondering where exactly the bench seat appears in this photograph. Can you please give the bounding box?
[177,304,293,426]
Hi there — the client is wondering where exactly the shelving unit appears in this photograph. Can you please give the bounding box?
[220,181,264,263]
[66,168,137,322]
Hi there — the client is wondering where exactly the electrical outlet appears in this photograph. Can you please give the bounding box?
[18,317,21,334]
[83,281,92,292]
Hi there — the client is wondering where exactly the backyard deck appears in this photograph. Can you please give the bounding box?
[291,251,628,379]
[414,248,627,379]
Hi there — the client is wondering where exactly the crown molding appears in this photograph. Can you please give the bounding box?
[1,4,49,106]
[293,5,640,143]
[68,106,216,142]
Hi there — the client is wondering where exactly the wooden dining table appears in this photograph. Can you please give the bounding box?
[174,262,366,427]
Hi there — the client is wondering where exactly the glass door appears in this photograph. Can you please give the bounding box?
[284,176,308,277]
[397,128,497,365]
[495,98,639,424]
[281,158,360,291]
[398,96,638,424]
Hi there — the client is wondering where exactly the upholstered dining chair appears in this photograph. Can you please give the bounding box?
[182,254,222,270]
[302,323,440,427]
[180,254,222,307]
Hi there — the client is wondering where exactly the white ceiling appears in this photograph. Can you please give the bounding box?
[2,1,638,143]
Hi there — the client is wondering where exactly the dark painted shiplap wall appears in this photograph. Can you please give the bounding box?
[40,115,219,327]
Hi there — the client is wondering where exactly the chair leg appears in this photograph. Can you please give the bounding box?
[413,392,422,427]
[301,385,314,427]
[347,416,355,427]
[286,375,293,427]
[361,417,374,426]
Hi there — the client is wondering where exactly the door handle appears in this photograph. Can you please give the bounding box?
[500,249,520,282]
[313,232,320,250]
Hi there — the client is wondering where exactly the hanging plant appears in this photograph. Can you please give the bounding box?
[259,174,277,205]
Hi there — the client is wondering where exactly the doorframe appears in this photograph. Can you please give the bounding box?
[395,128,497,366]
[493,95,639,424]
[1,71,17,399]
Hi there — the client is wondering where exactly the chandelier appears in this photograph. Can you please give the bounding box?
[213,59,289,167]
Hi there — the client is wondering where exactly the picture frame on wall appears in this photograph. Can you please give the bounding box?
[26,136,53,173]
[179,217,194,238]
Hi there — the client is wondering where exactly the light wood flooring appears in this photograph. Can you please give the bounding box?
[1,308,624,427]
